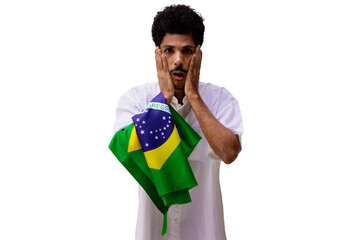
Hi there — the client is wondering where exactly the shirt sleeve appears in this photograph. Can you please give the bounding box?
[214,87,244,137]
[113,83,160,134]
[206,87,244,161]
[113,89,143,134]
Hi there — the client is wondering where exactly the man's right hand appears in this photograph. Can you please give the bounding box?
[155,47,174,104]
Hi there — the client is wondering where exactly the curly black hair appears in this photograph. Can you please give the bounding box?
[151,4,205,47]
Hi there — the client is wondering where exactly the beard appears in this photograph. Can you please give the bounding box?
[174,83,185,90]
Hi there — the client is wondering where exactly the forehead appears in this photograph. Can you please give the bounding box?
[160,33,195,48]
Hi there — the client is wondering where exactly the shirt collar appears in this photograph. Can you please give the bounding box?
[170,96,191,118]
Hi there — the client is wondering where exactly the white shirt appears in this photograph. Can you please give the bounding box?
[113,82,243,240]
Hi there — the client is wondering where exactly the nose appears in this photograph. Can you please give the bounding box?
[174,51,183,66]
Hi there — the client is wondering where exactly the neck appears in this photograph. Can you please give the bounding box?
[174,90,185,105]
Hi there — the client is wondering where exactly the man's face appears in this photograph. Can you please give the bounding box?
[160,33,196,90]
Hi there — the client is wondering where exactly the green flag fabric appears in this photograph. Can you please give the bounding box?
[109,93,201,235]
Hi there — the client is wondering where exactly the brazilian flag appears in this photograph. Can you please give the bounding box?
[109,93,200,235]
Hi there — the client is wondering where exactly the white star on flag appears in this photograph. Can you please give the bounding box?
[140,130,145,134]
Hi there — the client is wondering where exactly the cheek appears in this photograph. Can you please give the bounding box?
[183,57,192,70]
[165,55,175,68]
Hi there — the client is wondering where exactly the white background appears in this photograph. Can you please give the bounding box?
[1,0,359,239]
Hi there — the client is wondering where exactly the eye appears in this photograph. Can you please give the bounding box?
[183,48,193,54]
[164,48,173,53]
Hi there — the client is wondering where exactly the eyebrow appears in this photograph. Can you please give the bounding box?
[161,45,196,49]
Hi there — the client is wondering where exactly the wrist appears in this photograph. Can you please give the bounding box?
[163,93,173,105]
[186,91,201,102]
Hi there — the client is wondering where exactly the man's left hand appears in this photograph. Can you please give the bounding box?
[185,45,202,98]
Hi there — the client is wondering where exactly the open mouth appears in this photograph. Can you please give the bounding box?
[172,72,186,81]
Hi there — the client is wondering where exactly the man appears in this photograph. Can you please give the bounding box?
[113,4,243,240]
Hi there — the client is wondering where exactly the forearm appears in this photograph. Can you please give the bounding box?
[187,94,241,164]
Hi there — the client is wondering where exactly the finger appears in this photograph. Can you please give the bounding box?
[195,46,202,71]
[188,53,196,75]
[158,49,167,71]
[161,54,169,72]
[159,49,169,72]
[155,47,162,72]
[198,46,202,66]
